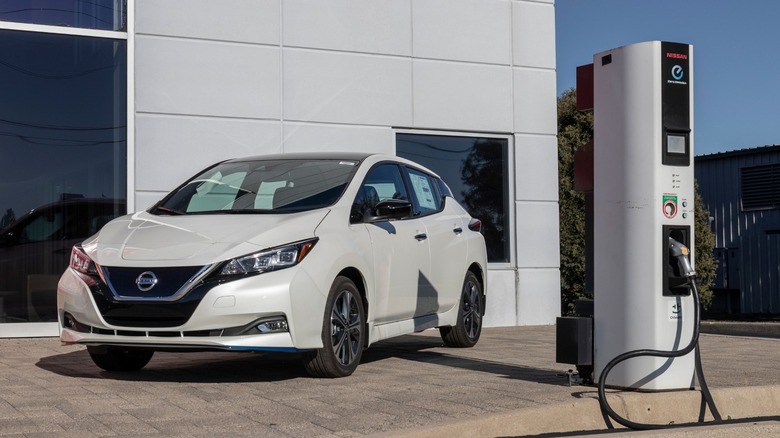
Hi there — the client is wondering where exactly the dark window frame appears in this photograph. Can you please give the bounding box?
[395,132,512,264]
[0,0,127,31]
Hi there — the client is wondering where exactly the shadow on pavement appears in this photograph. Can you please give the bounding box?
[362,334,568,386]
[36,348,310,383]
[36,333,565,386]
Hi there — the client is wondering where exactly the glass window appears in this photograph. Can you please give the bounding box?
[0,29,127,323]
[397,133,510,263]
[351,163,409,223]
[405,167,441,215]
[154,159,359,215]
[0,0,126,31]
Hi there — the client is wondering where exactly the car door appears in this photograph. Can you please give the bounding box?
[403,168,467,315]
[352,163,432,324]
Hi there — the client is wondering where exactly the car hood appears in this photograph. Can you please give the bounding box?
[85,209,330,267]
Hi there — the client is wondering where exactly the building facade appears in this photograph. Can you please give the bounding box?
[696,145,780,315]
[0,0,560,337]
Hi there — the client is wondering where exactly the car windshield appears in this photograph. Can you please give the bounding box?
[151,159,359,215]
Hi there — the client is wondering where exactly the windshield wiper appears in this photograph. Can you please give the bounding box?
[221,209,276,214]
[153,206,186,215]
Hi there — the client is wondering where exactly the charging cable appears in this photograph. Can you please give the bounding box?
[597,237,722,430]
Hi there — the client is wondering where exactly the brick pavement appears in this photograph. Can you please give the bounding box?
[0,326,778,437]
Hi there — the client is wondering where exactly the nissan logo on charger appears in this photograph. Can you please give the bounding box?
[671,65,684,81]
[135,271,158,292]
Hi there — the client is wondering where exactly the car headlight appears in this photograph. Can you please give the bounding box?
[218,238,318,276]
[70,245,100,285]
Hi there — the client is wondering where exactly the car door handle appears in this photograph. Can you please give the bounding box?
[453,227,463,235]
[414,233,428,241]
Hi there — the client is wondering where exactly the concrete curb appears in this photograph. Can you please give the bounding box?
[701,321,780,338]
[376,385,780,437]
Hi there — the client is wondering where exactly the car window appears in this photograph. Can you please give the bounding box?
[20,211,63,243]
[405,167,441,216]
[154,159,358,215]
[351,163,409,223]
[187,171,247,212]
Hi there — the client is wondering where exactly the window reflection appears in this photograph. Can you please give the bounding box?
[0,29,126,323]
[397,134,510,263]
[0,0,126,31]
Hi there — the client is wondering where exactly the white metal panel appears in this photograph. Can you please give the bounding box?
[126,0,136,213]
[513,67,557,135]
[135,114,281,192]
[283,0,411,56]
[515,201,560,268]
[135,0,280,44]
[483,269,517,327]
[517,268,561,325]
[135,191,167,212]
[135,36,281,119]
[0,322,58,338]
[514,134,559,202]
[413,60,513,132]
[412,0,512,65]
[283,49,412,126]
[512,1,556,69]
[282,123,394,154]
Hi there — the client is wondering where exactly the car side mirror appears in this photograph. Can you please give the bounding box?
[365,199,413,222]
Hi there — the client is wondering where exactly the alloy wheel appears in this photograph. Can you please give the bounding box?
[330,289,362,367]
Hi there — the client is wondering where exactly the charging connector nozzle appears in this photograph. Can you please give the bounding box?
[668,237,696,278]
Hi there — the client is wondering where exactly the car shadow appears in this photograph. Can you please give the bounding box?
[361,334,569,386]
[36,348,310,383]
[37,334,568,386]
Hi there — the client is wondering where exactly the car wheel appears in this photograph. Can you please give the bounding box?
[86,346,154,372]
[303,276,365,378]
[440,271,483,348]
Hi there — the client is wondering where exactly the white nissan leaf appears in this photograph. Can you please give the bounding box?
[58,153,487,377]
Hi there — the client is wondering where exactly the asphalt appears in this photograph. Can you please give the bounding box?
[0,322,778,437]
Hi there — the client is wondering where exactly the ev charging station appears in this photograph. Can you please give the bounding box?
[593,41,696,390]
[557,40,699,391]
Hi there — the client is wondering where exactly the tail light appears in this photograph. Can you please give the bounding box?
[468,218,482,233]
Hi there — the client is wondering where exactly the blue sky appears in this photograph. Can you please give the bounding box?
[555,0,780,155]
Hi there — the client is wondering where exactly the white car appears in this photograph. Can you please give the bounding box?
[58,153,487,377]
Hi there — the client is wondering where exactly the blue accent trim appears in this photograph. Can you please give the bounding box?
[225,346,307,353]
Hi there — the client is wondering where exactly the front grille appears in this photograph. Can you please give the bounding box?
[90,274,222,327]
[101,266,208,299]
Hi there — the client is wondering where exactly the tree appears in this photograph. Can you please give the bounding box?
[557,88,717,313]
[557,88,591,315]
[694,181,716,308]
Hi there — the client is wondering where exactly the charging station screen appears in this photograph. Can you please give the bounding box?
[667,134,686,154]
[661,42,691,166]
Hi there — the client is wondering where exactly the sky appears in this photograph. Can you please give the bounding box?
[555,0,780,156]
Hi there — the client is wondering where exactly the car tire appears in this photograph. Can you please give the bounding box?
[87,346,154,372]
[440,271,483,348]
[303,276,365,378]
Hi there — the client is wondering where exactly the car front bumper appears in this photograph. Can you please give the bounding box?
[57,265,329,351]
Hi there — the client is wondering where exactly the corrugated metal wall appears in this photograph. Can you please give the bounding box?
[695,146,780,314]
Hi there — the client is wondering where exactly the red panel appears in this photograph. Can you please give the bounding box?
[576,64,594,112]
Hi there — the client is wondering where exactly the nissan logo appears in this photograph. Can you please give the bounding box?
[135,271,158,292]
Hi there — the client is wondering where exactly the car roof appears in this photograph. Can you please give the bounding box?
[222,153,442,179]
[225,152,373,163]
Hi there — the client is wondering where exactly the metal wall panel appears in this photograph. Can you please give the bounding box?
[695,146,780,314]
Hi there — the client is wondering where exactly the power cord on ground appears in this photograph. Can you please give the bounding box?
[597,239,722,430]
